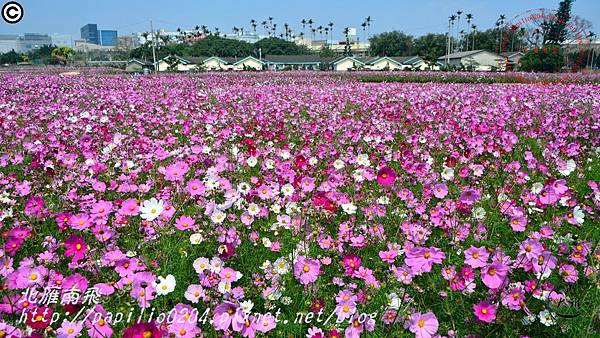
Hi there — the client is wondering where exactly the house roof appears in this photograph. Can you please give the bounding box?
[262,54,325,63]
[499,51,524,58]
[128,58,153,66]
[232,56,265,65]
[331,56,365,65]
[389,56,422,65]
[438,50,501,60]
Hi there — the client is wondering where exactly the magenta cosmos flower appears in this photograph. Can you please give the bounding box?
[473,301,496,323]
[481,262,509,289]
[377,166,396,186]
[123,321,163,338]
[294,256,321,285]
[409,311,439,338]
[64,235,87,263]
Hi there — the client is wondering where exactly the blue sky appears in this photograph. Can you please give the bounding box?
[1,0,598,40]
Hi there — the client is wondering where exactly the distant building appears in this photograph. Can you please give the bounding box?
[74,39,114,52]
[116,35,140,51]
[51,34,73,48]
[16,33,52,52]
[438,50,504,71]
[81,24,100,44]
[0,34,19,53]
[100,30,118,46]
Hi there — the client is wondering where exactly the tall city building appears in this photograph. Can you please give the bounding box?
[99,30,118,46]
[81,24,99,44]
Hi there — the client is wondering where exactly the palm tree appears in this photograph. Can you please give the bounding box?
[318,26,323,40]
[250,19,257,34]
[465,14,473,50]
[364,16,372,42]
[455,11,462,52]
[448,15,456,56]
[284,23,289,41]
[214,27,220,37]
[497,14,506,53]
[324,27,330,45]
[361,22,367,44]
[471,25,477,50]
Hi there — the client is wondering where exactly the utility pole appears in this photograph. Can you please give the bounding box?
[150,20,158,73]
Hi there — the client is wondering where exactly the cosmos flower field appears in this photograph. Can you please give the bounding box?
[0,72,599,338]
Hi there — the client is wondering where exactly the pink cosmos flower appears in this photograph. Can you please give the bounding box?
[119,198,139,216]
[473,301,496,323]
[409,311,439,338]
[510,216,528,232]
[432,183,448,199]
[464,246,489,268]
[379,249,398,263]
[64,235,87,264]
[213,302,244,331]
[175,215,195,231]
[69,213,91,230]
[377,166,396,186]
[539,186,558,205]
[405,247,445,273]
[184,284,205,303]
[481,262,509,289]
[220,267,242,283]
[294,256,321,285]
[187,178,205,197]
[459,188,480,205]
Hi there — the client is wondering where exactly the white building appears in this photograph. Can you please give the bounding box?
[438,50,505,71]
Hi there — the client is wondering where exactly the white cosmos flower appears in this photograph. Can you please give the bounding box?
[531,182,544,194]
[309,157,318,165]
[441,167,454,181]
[353,169,365,182]
[202,145,211,154]
[193,257,210,273]
[356,154,370,167]
[209,257,223,273]
[237,182,250,195]
[273,257,290,275]
[139,198,164,221]
[333,159,345,170]
[342,203,357,215]
[281,183,295,197]
[246,157,258,167]
[472,207,486,220]
[572,206,585,224]
[558,159,576,176]
[190,233,204,244]
[262,237,272,248]
[538,310,556,326]
[218,281,232,294]
[153,275,176,295]
[247,203,261,216]
[265,158,275,169]
[211,210,226,224]
[240,300,254,314]
[270,204,281,214]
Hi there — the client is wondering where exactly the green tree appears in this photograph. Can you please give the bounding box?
[51,47,75,65]
[413,33,446,62]
[368,31,413,56]
[519,45,564,72]
[543,0,574,44]
[319,45,335,57]
[254,37,310,55]
[0,50,22,64]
